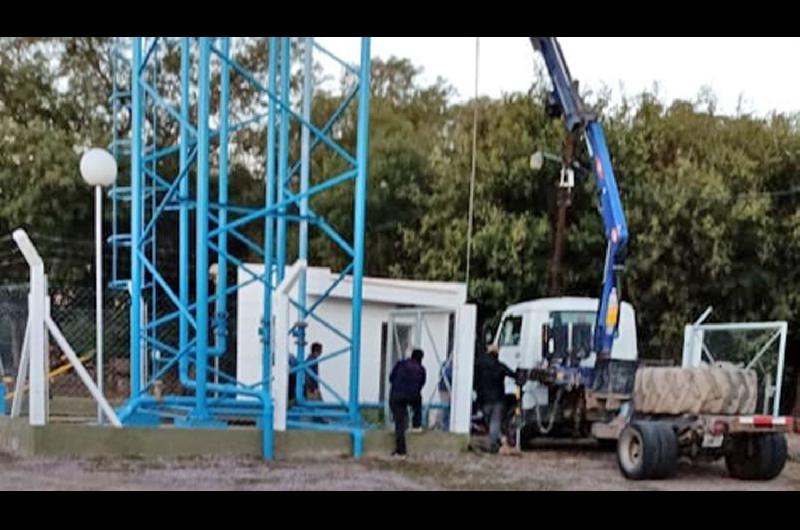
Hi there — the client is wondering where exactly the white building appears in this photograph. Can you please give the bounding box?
[236,262,477,433]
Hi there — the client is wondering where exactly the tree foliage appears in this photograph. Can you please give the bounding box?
[2,37,800,392]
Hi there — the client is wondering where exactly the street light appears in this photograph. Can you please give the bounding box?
[79,148,118,425]
[531,148,591,177]
[530,149,561,171]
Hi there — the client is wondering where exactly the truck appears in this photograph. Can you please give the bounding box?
[488,38,794,481]
[494,296,793,480]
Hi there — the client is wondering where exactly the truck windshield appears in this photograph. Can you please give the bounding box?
[498,316,522,346]
[548,311,596,359]
[550,311,595,327]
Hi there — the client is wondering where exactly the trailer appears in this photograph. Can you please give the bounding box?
[617,414,792,480]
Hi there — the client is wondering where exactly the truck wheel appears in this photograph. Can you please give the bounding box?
[653,421,679,478]
[725,433,787,480]
[617,421,678,480]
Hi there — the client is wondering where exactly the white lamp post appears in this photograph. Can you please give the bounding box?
[79,148,118,424]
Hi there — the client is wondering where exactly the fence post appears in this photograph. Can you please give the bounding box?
[12,230,48,425]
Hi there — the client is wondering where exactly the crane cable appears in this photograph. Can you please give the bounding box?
[465,37,480,295]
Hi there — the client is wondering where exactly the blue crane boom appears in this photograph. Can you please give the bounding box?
[529,37,629,357]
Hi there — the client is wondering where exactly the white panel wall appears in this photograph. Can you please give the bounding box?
[235,264,474,433]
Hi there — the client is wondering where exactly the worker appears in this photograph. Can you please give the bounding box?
[304,342,323,401]
[475,344,516,453]
[389,348,427,457]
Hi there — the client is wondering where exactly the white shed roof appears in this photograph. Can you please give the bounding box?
[306,266,467,308]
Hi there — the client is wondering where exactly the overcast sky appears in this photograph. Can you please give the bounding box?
[315,37,800,117]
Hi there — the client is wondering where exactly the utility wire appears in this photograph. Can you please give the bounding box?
[465,37,479,295]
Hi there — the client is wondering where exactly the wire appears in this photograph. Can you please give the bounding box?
[465,37,479,295]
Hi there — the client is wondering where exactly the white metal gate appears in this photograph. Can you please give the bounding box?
[384,308,455,431]
[682,318,788,416]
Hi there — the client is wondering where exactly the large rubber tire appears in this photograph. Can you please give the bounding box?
[617,421,679,480]
[725,433,788,481]
[634,365,757,415]
[653,421,679,478]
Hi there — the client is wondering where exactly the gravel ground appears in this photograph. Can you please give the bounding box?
[0,434,798,490]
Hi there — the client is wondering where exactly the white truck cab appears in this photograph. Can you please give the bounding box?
[494,297,638,409]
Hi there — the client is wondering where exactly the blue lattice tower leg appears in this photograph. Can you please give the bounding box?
[178,37,191,408]
[260,36,280,460]
[349,37,372,458]
[213,36,231,363]
[129,36,143,405]
[183,37,224,429]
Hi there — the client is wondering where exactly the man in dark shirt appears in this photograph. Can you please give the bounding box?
[475,344,515,453]
[304,342,323,401]
[389,348,426,457]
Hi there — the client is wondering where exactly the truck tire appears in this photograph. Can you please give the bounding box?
[617,421,678,480]
[725,433,788,480]
[634,365,757,416]
[653,421,679,478]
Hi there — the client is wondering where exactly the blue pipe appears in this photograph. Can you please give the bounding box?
[150,41,159,376]
[348,37,372,458]
[190,37,212,422]
[215,37,231,363]
[178,36,191,411]
[130,37,143,397]
[295,37,313,405]
[276,37,290,283]
[260,36,279,460]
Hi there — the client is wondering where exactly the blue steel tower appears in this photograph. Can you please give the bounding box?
[107,37,372,459]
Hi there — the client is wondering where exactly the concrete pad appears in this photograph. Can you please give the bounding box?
[0,417,468,460]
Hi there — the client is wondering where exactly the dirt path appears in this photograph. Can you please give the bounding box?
[0,443,797,490]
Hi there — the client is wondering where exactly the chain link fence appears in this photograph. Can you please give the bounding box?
[0,283,132,414]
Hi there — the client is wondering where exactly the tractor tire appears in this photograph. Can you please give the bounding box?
[634,364,757,416]
[617,421,679,480]
[725,433,788,480]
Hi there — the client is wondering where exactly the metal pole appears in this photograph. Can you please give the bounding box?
[178,37,190,389]
[349,37,372,457]
[95,185,104,424]
[774,322,787,417]
[465,36,479,293]
[260,36,279,460]
[110,45,119,286]
[130,36,143,399]
[216,37,230,358]
[276,38,290,283]
[12,230,47,425]
[296,37,313,403]
[192,37,211,421]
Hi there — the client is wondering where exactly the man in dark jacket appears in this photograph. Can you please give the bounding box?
[475,344,515,453]
[389,348,426,457]
[304,342,323,400]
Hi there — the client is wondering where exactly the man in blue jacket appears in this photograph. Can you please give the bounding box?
[389,348,426,457]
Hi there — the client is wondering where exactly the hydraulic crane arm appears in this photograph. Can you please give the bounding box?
[530,37,629,357]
